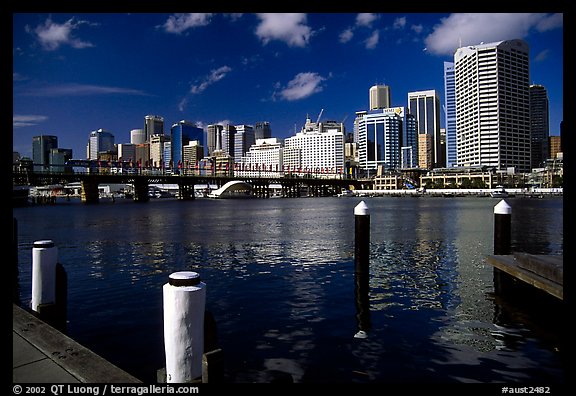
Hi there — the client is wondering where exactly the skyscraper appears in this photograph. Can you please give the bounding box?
[408,89,442,168]
[130,129,145,144]
[87,129,114,160]
[369,85,391,110]
[234,125,256,162]
[454,39,530,172]
[144,115,164,142]
[530,84,550,169]
[443,62,457,167]
[32,135,58,171]
[171,120,203,168]
[207,124,223,156]
[255,121,272,140]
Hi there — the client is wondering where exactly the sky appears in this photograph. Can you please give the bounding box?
[12,12,564,159]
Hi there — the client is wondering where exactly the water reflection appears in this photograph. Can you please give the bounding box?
[13,197,563,383]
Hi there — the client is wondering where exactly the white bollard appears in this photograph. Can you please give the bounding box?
[31,240,58,312]
[163,271,206,383]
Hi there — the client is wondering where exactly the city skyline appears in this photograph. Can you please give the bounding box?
[13,13,564,159]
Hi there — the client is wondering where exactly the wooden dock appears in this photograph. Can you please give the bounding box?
[485,253,563,300]
[13,303,141,383]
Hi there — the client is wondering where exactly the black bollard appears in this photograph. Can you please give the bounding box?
[354,201,371,338]
[493,199,513,295]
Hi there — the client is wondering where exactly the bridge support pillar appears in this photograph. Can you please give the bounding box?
[178,183,195,200]
[133,179,149,202]
[81,179,99,204]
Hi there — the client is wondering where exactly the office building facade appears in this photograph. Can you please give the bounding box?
[530,84,550,169]
[369,84,391,110]
[144,115,164,142]
[454,39,531,172]
[171,120,203,168]
[87,129,114,160]
[443,62,457,167]
[32,135,58,171]
[408,89,442,167]
[234,125,256,163]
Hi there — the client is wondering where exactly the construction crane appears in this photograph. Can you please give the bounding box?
[316,108,324,125]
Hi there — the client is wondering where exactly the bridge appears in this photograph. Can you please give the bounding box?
[13,168,367,204]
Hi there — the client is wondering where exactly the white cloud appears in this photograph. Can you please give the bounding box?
[356,13,379,28]
[411,24,424,34]
[190,66,232,94]
[365,30,379,49]
[393,17,406,29]
[162,13,213,34]
[278,72,326,101]
[339,28,354,43]
[255,13,312,47]
[425,13,563,56]
[29,17,94,51]
[17,83,149,97]
[13,114,48,128]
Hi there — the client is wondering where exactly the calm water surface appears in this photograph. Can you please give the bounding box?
[14,196,564,384]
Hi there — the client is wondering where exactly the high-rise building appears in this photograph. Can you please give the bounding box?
[207,124,223,156]
[443,62,457,167]
[32,135,58,171]
[283,115,345,178]
[357,107,417,171]
[530,84,550,169]
[171,120,203,168]
[150,134,170,168]
[418,133,433,170]
[239,138,284,177]
[221,124,236,158]
[144,115,164,142]
[234,125,255,163]
[117,143,136,162]
[549,135,562,160]
[454,39,530,172]
[183,140,204,167]
[131,129,145,144]
[255,121,272,140]
[408,89,442,168]
[49,148,72,173]
[369,84,391,110]
[88,129,114,160]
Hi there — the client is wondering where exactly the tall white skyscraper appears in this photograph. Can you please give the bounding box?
[369,85,391,110]
[443,62,457,167]
[408,89,442,168]
[454,39,531,172]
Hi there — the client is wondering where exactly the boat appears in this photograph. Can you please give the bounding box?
[336,189,354,197]
[490,185,509,198]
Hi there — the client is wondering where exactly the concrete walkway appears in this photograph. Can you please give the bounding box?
[13,304,141,383]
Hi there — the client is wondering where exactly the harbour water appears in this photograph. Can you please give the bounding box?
[13,196,564,384]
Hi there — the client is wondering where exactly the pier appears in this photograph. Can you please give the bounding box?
[486,253,563,300]
[13,303,141,383]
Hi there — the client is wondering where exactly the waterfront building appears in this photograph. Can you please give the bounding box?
[221,124,236,158]
[443,62,457,167]
[549,135,562,160]
[454,39,531,172]
[530,84,550,169]
[418,133,433,170]
[171,120,203,168]
[369,84,391,110]
[49,148,72,173]
[135,143,150,167]
[144,115,164,142]
[150,134,170,168]
[283,115,345,178]
[117,143,136,162]
[87,129,114,161]
[32,134,58,171]
[207,124,223,156]
[255,121,272,140]
[408,89,442,168]
[163,141,172,169]
[357,107,416,172]
[130,128,145,145]
[183,140,204,169]
[234,125,256,162]
[239,138,283,177]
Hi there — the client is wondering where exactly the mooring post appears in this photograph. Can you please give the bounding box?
[163,271,206,383]
[30,240,67,330]
[493,199,513,295]
[354,201,371,338]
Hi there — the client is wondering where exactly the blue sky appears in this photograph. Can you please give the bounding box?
[13,13,564,159]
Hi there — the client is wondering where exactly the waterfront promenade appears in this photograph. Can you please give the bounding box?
[13,304,141,383]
